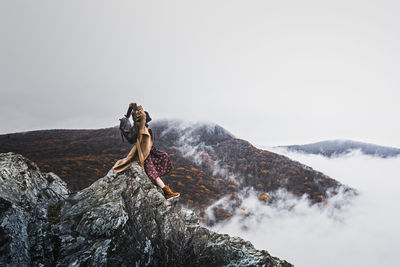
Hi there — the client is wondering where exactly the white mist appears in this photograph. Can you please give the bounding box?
[210,150,400,267]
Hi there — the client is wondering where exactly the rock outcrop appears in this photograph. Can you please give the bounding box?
[0,152,69,266]
[0,152,293,266]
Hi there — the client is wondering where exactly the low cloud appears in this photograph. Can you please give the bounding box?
[209,149,400,267]
[160,120,240,182]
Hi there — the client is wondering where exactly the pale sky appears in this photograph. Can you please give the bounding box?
[1,0,399,147]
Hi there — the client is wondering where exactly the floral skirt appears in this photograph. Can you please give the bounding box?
[144,146,173,181]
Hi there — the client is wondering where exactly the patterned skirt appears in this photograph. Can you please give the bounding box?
[144,146,173,181]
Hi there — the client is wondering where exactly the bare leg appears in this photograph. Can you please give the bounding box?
[155,177,165,188]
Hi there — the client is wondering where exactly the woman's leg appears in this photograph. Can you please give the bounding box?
[155,177,165,188]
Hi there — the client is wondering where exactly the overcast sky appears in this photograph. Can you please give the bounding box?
[1,0,399,147]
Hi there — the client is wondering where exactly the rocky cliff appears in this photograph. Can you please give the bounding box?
[0,152,293,266]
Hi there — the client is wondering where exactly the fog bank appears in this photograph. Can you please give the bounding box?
[210,149,400,267]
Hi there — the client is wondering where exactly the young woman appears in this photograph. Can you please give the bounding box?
[112,103,180,200]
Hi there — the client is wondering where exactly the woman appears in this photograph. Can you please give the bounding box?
[112,103,180,200]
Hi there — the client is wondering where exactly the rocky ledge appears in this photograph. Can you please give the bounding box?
[0,152,292,266]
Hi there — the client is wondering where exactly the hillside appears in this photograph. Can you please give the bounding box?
[0,120,352,223]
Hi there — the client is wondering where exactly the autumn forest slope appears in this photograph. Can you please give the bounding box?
[0,120,352,223]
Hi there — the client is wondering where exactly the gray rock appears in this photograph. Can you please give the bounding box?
[0,152,69,266]
[0,152,293,266]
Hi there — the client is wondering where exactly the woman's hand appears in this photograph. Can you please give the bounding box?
[135,105,146,126]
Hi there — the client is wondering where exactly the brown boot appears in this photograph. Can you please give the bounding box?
[162,185,180,200]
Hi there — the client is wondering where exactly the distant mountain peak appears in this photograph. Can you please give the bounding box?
[150,119,235,147]
[278,139,400,158]
[152,119,234,138]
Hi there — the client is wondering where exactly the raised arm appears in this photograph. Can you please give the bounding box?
[125,102,137,118]
[125,106,133,118]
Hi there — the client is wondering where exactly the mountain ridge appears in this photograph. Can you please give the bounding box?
[278,139,400,158]
[0,119,354,224]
